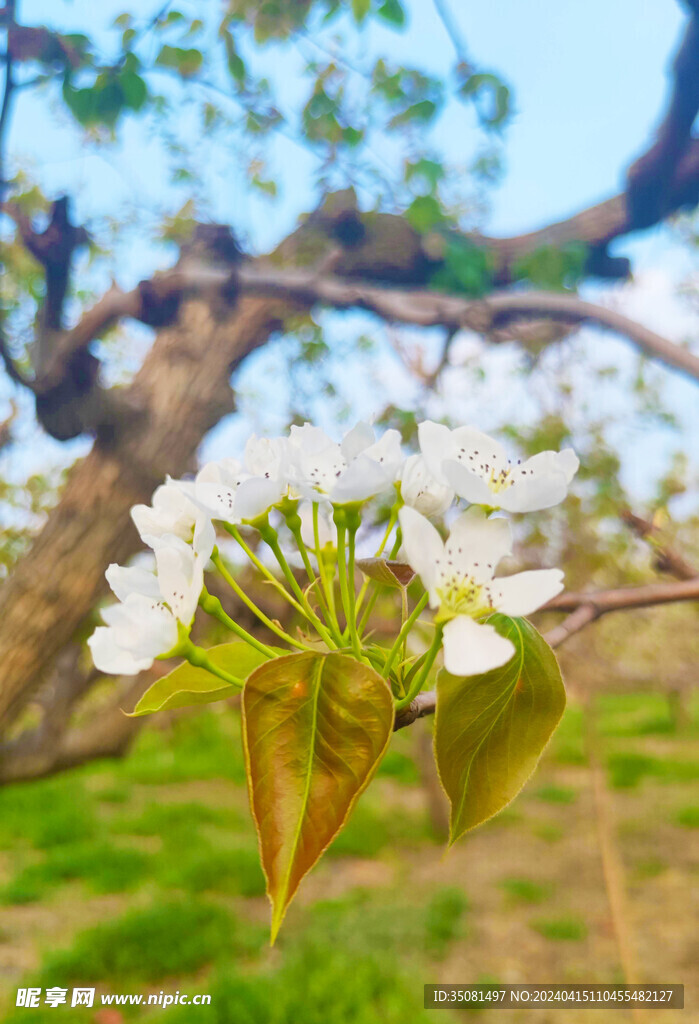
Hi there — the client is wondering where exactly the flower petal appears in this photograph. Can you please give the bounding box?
[289,423,335,455]
[401,454,454,517]
[442,460,497,506]
[154,538,202,624]
[501,449,578,512]
[490,568,564,616]
[340,421,374,461]
[192,514,215,562]
[235,477,286,520]
[105,563,160,603]
[445,508,512,581]
[193,482,239,521]
[332,454,391,504]
[361,429,403,479]
[442,615,515,676]
[450,426,509,475]
[398,506,444,601]
[500,472,568,513]
[417,420,452,483]
[88,627,153,675]
[244,436,286,479]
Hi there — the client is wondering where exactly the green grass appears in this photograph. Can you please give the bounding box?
[2,843,150,903]
[121,712,246,785]
[157,839,266,897]
[162,946,431,1024]
[376,747,420,785]
[632,858,667,879]
[499,877,553,904]
[532,823,564,843]
[675,805,699,828]
[596,694,677,737]
[112,800,233,838]
[607,752,699,789]
[534,785,578,804]
[326,799,433,858]
[551,705,587,765]
[530,916,588,942]
[424,887,469,957]
[0,778,97,850]
[39,899,263,984]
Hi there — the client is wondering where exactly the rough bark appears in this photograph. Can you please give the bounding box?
[0,293,288,722]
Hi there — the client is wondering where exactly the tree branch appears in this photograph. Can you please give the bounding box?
[394,575,699,730]
[34,264,699,398]
[621,509,698,580]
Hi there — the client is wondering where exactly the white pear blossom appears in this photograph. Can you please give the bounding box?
[400,454,454,517]
[132,482,215,562]
[89,534,206,676]
[131,482,199,544]
[174,439,289,526]
[398,505,564,676]
[88,594,179,675]
[287,421,403,504]
[418,420,579,513]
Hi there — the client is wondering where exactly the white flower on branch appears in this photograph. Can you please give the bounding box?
[88,594,178,675]
[400,453,454,517]
[398,506,564,676]
[89,533,206,675]
[132,482,215,561]
[131,482,199,544]
[175,443,288,525]
[287,421,403,505]
[418,420,579,512]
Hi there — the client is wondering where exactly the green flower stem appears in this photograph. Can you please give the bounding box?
[313,502,337,623]
[388,525,402,560]
[180,638,245,689]
[258,522,339,650]
[334,509,362,658]
[284,510,342,643]
[199,589,274,659]
[211,550,311,652]
[382,591,429,680]
[224,524,305,615]
[395,624,443,711]
[357,587,381,635]
[353,506,398,621]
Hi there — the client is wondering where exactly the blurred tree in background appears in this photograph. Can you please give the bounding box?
[0,0,697,786]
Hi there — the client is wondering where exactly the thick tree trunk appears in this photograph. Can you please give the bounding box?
[0,294,289,724]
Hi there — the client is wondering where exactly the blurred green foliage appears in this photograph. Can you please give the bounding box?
[0,691,697,1022]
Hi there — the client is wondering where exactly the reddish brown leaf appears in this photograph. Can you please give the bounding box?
[242,651,394,941]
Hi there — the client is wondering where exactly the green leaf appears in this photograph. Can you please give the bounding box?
[119,71,148,111]
[242,652,394,942]
[62,82,97,125]
[129,642,276,716]
[405,157,444,192]
[434,616,566,842]
[459,72,511,128]
[351,0,371,23]
[156,44,203,78]
[377,0,406,25]
[389,98,437,129]
[405,194,446,233]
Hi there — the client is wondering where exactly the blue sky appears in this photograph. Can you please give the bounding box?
[2,0,698,504]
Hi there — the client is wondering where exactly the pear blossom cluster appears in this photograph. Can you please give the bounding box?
[89,419,578,695]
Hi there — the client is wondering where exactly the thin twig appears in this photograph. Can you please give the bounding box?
[621,509,698,581]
